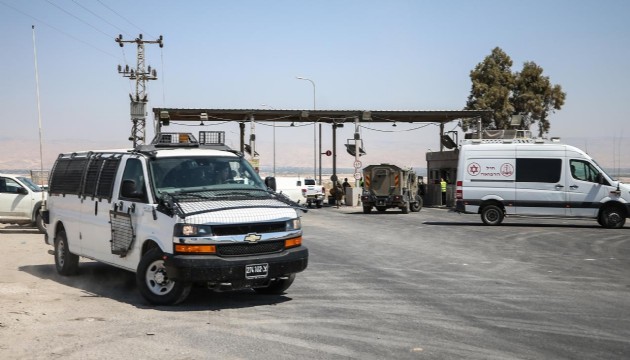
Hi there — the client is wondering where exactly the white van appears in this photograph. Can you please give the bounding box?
[44,132,308,305]
[454,139,629,228]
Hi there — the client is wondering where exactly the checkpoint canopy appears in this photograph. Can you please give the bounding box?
[151,108,490,152]
[151,108,490,184]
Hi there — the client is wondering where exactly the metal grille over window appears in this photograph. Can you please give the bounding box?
[110,211,135,257]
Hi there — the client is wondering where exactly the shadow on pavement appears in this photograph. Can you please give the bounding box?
[19,262,292,311]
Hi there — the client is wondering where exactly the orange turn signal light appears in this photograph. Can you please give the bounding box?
[284,237,302,249]
[175,244,216,254]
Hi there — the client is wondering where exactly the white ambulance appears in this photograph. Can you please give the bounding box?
[454,139,629,228]
[43,132,308,305]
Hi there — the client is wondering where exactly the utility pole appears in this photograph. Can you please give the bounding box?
[116,34,163,147]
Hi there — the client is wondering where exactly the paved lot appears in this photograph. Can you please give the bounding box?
[1,206,629,359]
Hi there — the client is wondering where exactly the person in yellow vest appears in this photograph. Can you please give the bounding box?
[440,177,447,206]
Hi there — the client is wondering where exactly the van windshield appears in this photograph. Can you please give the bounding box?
[149,156,267,196]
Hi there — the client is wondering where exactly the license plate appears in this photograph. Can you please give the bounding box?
[245,263,269,279]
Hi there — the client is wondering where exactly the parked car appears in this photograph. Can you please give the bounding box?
[0,173,47,232]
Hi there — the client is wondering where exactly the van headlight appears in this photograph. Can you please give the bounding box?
[174,224,213,237]
[286,218,301,231]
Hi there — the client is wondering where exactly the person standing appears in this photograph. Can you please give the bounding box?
[440,177,447,206]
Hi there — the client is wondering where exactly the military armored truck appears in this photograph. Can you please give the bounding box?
[360,163,423,214]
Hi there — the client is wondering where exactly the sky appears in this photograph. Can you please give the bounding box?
[1,0,629,175]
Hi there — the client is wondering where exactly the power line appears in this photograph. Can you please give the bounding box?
[70,0,132,38]
[0,0,121,60]
[44,0,112,39]
[96,0,155,38]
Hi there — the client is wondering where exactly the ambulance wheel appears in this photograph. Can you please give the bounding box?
[599,206,626,229]
[136,248,192,305]
[363,206,372,214]
[54,229,79,276]
[255,274,295,295]
[481,204,504,226]
[410,196,423,212]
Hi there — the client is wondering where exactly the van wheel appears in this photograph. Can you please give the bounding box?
[599,206,626,229]
[254,274,295,295]
[136,248,192,305]
[481,205,504,225]
[410,195,423,212]
[35,211,46,233]
[363,206,372,214]
[316,200,323,208]
[54,230,79,275]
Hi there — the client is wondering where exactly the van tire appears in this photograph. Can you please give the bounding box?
[254,274,296,295]
[316,200,323,208]
[481,204,504,226]
[54,230,79,276]
[136,248,192,305]
[599,206,626,229]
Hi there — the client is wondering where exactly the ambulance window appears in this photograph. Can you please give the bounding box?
[570,160,600,183]
[516,158,561,183]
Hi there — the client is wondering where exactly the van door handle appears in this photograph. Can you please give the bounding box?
[570,185,579,189]
[555,184,564,189]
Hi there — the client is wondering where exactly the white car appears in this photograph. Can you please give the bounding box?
[0,173,47,232]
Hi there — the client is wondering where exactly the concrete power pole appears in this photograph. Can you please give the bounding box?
[116,34,163,147]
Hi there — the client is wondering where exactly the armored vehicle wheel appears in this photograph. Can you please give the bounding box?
[599,206,626,229]
[254,274,296,295]
[54,229,79,275]
[136,248,192,305]
[481,204,504,226]
[363,206,372,214]
[410,195,423,212]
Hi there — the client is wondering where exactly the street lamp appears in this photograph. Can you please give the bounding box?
[260,104,276,177]
[296,76,318,184]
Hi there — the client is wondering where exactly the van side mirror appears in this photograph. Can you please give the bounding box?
[595,173,604,184]
[265,176,277,191]
[121,179,144,200]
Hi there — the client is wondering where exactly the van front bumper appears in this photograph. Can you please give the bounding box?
[163,246,308,283]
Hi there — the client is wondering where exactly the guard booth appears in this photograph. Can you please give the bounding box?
[425,150,458,207]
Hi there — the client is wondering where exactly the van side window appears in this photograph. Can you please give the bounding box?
[570,160,600,183]
[49,158,88,195]
[515,158,562,183]
[120,159,147,203]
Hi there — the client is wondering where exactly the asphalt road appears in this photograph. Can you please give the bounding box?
[1,206,629,359]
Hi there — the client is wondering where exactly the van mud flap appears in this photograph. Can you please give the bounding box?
[110,211,135,257]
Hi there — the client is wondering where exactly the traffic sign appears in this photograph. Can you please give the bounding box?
[354,172,361,180]
[353,160,362,168]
